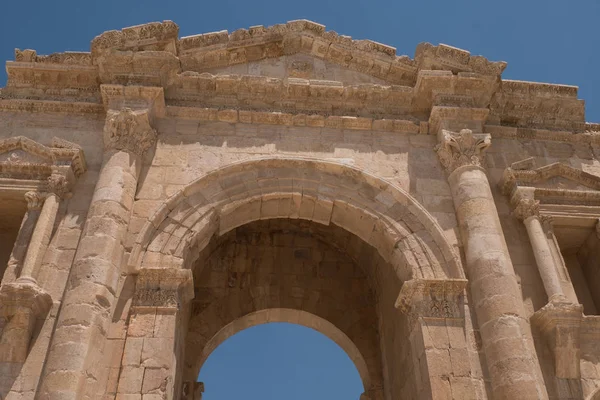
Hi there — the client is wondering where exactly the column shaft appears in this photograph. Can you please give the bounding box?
[2,192,43,282]
[18,193,59,284]
[38,149,140,399]
[38,107,157,400]
[523,216,564,300]
[449,166,547,399]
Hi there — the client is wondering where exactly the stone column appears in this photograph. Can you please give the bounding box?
[117,268,193,400]
[508,189,584,378]
[437,129,548,399]
[396,278,474,400]
[37,107,157,400]
[0,182,63,366]
[511,192,565,302]
[18,173,69,285]
[2,191,44,282]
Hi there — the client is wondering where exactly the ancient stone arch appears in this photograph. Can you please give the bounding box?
[130,157,463,280]
[123,158,468,400]
[1,17,600,400]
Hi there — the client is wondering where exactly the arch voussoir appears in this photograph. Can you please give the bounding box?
[130,157,462,281]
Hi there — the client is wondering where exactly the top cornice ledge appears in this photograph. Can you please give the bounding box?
[415,42,507,77]
[91,20,180,58]
[13,19,507,81]
[178,19,398,58]
[176,19,507,79]
[14,49,92,66]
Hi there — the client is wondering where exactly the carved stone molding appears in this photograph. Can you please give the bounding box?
[100,84,165,117]
[531,299,584,379]
[0,136,87,181]
[103,108,158,156]
[0,281,52,318]
[46,172,70,198]
[436,129,491,174]
[132,268,194,309]
[24,191,46,210]
[502,161,600,197]
[395,278,468,321]
[502,160,600,228]
[513,198,540,221]
[427,106,490,136]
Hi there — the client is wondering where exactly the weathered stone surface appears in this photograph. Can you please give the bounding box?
[0,19,599,400]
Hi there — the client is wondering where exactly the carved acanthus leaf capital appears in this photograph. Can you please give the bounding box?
[46,173,70,198]
[104,108,157,156]
[436,129,491,173]
[24,191,46,210]
[513,198,540,221]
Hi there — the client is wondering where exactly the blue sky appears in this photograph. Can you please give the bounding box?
[1,1,599,399]
[198,323,363,399]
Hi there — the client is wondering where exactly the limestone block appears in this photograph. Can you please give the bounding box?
[117,367,144,394]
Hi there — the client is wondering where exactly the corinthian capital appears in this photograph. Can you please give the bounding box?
[513,198,540,221]
[46,172,70,198]
[436,129,491,173]
[104,108,157,156]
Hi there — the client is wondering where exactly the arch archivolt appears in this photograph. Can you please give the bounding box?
[130,157,462,281]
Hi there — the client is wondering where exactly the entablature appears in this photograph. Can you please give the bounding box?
[502,159,600,225]
[0,136,87,194]
[0,19,597,136]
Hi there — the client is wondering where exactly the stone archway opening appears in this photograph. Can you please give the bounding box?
[124,158,469,400]
[183,218,401,400]
[197,317,365,400]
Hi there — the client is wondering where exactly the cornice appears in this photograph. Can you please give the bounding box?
[166,105,421,133]
[0,20,597,135]
[0,136,87,180]
[0,97,104,115]
[501,161,600,220]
